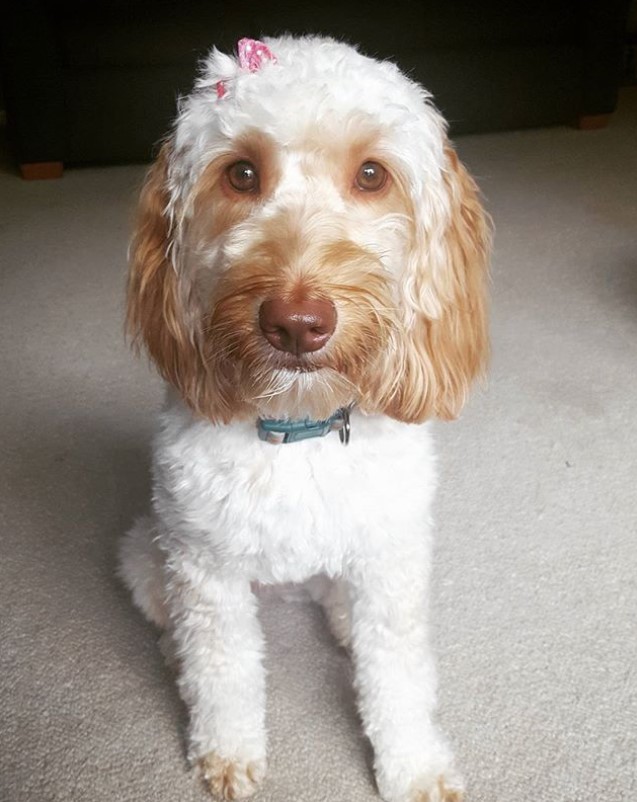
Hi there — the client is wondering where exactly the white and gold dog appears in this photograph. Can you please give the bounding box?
[119,35,490,802]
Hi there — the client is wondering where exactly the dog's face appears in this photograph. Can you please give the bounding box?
[128,37,490,423]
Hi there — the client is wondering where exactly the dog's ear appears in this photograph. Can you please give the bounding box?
[126,142,212,414]
[384,144,491,422]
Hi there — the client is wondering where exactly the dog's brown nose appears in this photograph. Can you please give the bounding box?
[259,298,336,355]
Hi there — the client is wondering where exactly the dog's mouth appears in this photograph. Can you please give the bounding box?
[267,351,326,373]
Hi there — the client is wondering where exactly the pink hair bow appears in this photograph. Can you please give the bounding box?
[216,38,277,99]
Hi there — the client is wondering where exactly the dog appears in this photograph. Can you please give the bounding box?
[119,35,490,802]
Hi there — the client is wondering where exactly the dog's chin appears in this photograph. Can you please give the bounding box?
[249,364,356,421]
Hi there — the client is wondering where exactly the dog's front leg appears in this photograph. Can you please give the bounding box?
[349,553,463,802]
[167,571,266,800]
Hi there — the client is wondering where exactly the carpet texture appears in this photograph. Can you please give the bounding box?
[1,90,636,802]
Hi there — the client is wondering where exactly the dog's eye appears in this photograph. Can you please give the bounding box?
[226,161,259,193]
[355,161,388,192]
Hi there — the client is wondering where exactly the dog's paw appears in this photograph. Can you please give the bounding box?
[378,765,464,802]
[408,773,464,802]
[198,752,266,800]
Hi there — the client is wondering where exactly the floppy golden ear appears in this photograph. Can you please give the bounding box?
[126,144,223,418]
[385,144,491,423]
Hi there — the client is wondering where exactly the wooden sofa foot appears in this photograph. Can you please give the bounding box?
[576,114,611,130]
[20,162,64,180]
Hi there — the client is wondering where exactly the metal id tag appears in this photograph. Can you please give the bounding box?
[338,406,351,446]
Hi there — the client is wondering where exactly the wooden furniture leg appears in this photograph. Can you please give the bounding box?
[576,114,611,130]
[20,162,64,180]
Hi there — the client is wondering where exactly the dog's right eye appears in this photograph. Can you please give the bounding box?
[226,161,259,193]
[355,161,388,193]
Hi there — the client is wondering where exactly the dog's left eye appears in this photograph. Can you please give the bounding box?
[355,161,388,192]
[226,161,259,193]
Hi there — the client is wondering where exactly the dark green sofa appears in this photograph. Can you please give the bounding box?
[0,0,631,177]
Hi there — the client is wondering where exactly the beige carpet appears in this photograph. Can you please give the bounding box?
[1,90,636,802]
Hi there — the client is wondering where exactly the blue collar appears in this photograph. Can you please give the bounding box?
[257,406,351,445]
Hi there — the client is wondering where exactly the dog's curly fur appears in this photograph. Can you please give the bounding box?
[119,35,490,802]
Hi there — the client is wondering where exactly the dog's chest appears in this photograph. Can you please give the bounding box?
[154,405,436,583]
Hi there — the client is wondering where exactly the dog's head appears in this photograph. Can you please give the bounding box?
[127,36,490,423]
